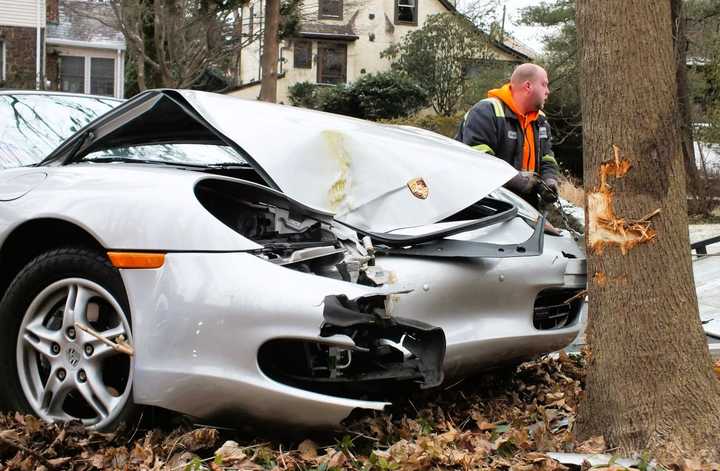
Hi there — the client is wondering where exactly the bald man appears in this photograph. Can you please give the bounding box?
[456,63,560,204]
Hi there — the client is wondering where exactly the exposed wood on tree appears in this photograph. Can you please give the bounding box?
[575,0,720,459]
[587,145,660,255]
[259,0,280,103]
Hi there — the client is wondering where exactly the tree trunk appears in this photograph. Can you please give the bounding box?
[135,53,147,92]
[259,0,279,102]
[575,0,720,459]
[672,0,700,202]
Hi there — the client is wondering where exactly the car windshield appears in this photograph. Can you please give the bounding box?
[81,143,249,167]
[0,94,120,169]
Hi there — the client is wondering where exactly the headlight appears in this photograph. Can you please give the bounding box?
[490,187,540,221]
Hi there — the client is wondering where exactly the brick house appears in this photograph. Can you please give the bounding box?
[0,0,47,89]
[227,0,535,103]
[0,0,125,98]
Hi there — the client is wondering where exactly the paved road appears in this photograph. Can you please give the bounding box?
[693,230,720,357]
[568,225,720,358]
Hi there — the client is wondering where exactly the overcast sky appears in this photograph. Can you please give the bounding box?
[500,0,548,54]
[456,0,552,55]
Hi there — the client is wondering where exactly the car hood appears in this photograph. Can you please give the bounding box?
[49,89,517,233]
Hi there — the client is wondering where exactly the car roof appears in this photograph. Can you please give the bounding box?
[0,90,124,102]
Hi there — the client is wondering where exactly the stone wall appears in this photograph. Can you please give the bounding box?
[0,25,42,89]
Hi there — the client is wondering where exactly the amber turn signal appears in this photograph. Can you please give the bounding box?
[107,252,165,269]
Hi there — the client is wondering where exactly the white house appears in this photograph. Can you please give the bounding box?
[227,0,535,103]
[0,0,125,98]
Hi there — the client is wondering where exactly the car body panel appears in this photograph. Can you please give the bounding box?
[0,171,47,201]
[0,166,262,252]
[47,89,518,234]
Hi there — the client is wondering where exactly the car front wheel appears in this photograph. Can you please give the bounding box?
[0,248,137,430]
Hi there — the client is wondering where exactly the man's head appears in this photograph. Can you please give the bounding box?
[509,63,549,114]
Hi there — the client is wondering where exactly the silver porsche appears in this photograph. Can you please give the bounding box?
[0,90,587,430]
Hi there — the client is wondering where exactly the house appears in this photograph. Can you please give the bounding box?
[0,0,125,98]
[227,0,535,103]
[0,0,47,89]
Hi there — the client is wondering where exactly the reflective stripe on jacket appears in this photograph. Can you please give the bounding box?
[455,97,559,182]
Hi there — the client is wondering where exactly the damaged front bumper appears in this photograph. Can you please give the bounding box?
[122,252,445,428]
[320,295,445,389]
[257,294,446,400]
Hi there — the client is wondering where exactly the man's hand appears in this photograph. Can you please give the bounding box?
[505,171,540,196]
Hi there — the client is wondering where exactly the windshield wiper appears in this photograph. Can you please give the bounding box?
[78,157,248,168]
[204,162,252,169]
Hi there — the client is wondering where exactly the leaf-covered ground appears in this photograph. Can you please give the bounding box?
[2,352,719,470]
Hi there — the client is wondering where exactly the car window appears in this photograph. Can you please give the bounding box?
[81,143,248,166]
[0,94,119,169]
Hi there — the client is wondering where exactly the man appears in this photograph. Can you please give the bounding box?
[456,63,560,204]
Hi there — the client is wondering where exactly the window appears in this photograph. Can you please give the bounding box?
[394,0,417,25]
[59,56,85,93]
[317,42,346,84]
[82,143,247,167]
[318,0,342,19]
[0,94,120,168]
[91,58,115,96]
[294,40,312,68]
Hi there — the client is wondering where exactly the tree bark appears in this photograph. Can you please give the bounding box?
[575,0,720,459]
[672,0,700,201]
[259,0,280,103]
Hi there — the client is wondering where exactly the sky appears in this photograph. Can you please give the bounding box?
[456,0,552,55]
[499,0,548,54]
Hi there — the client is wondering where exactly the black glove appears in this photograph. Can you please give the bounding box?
[538,178,559,204]
[505,171,540,196]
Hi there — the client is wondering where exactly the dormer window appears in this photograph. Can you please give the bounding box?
[318,0,342,19]
[394,0,417,25]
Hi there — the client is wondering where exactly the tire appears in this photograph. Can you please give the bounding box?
[0,248,139,431]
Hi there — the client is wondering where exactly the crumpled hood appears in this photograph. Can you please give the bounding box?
[180,91,517,233]
[51,89,517,233]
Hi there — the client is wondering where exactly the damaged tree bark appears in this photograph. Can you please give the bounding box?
[576,0,720,459]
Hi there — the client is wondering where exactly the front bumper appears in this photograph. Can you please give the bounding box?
[120,252,439,427]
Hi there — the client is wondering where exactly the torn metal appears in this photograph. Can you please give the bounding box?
[257,294,446,398]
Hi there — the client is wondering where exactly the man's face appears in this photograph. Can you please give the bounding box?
[528,70,550,110]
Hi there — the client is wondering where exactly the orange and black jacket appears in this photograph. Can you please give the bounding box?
[455,84,560,183]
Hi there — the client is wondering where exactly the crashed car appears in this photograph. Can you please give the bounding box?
[0,90,587,430]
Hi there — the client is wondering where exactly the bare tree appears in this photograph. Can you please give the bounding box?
[575,0,720,459]
[76,0,259,91]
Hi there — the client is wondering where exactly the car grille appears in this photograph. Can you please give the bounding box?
[533,288,584,330]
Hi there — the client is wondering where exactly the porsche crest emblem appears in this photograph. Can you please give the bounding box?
[407,177,429,200]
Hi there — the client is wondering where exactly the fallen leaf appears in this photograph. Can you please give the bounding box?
[215,440,248,465]
[575,435,606,454]
[177,427,220,452]
[298,439,318,461]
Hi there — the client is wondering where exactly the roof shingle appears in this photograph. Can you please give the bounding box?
[47,0,125,46]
